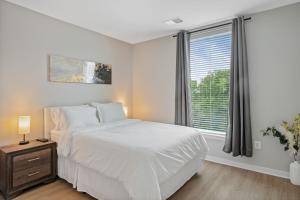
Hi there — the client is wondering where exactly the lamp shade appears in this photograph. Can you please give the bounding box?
[18,116,30,135]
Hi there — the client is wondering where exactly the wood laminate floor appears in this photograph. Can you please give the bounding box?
[1,161,300,200]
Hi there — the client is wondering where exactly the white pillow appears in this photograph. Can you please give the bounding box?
[50,105,100,130]
[49,107,67,131]
[91,102,126,123]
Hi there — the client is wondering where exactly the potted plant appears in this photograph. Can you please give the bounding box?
[262,113,300,185]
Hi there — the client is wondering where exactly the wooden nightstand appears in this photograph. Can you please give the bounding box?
[0,140,57,200]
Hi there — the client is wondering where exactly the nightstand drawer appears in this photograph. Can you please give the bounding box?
[13,148,51,172]
[13,164,51,188]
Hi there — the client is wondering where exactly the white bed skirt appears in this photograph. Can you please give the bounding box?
[58,155,203,200]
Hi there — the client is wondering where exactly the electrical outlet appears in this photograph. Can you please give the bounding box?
[254,141,262,150]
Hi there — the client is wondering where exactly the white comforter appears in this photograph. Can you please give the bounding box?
[57,119,208,200]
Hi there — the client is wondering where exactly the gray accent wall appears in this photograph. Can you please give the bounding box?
[0,1,133,145]
[132,3,300,172]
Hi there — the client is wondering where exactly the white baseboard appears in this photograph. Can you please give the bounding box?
[205,155,289,179]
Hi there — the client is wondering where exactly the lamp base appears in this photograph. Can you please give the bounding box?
[19,140,29,145]
[19,134,29,145]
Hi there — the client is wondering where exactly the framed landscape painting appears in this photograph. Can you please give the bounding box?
[49,55,112,84]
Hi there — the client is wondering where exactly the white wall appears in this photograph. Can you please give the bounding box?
[0,1,133,145]
[132,3,300,172]
[132,37,176,124]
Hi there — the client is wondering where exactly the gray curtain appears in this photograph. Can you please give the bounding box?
[175,31,192,126]
[223,17,252,157]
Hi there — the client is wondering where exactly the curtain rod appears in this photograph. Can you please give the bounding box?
[173,17,251,37]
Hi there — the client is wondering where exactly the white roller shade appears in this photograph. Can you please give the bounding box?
[190,26,232,133]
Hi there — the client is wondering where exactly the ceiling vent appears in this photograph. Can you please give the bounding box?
[164,18,183,25]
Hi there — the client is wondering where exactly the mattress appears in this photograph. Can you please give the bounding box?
[50,120,208,200]
[57,154,203,200]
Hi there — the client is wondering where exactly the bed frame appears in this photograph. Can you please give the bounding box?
[43,107,54,139]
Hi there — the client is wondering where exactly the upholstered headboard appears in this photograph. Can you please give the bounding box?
[43,107,54,139]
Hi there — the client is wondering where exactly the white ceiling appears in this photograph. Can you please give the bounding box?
[6,0,300,44]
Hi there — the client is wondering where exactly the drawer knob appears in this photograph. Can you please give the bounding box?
[27,157,40,162]
[28,171,40,177]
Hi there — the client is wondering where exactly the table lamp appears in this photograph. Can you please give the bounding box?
[18,116,30,145]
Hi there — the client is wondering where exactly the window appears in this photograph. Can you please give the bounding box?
[190,26,231,134]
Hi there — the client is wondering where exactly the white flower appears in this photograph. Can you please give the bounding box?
[279,126,297,158]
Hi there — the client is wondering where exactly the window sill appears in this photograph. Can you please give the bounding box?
[197,129,226,140]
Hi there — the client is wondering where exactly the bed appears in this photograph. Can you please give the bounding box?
[44,104,208,200]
